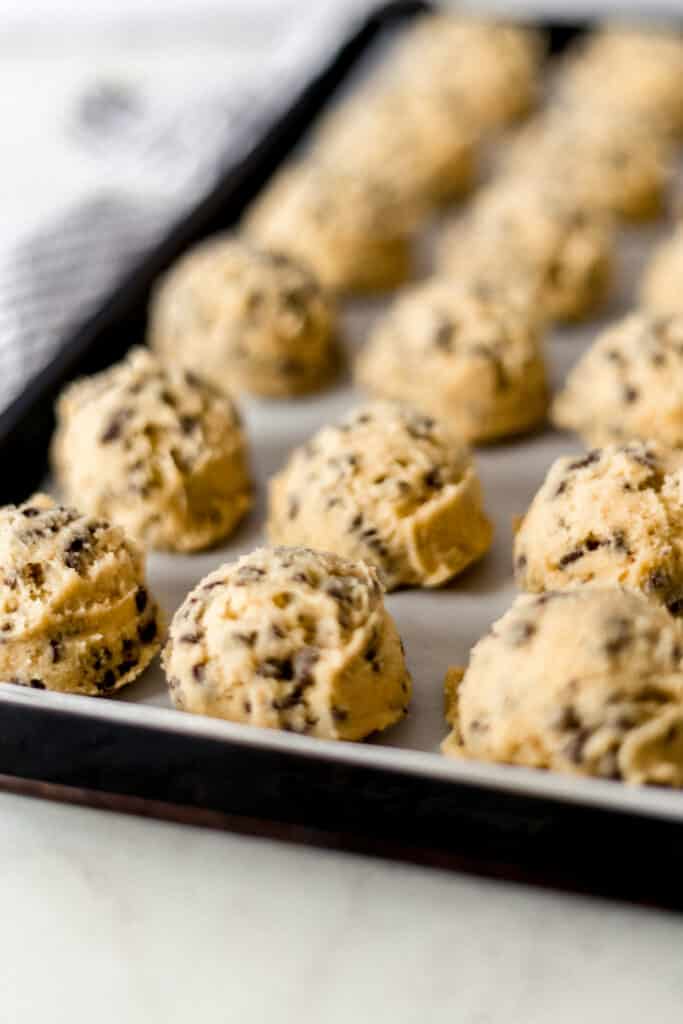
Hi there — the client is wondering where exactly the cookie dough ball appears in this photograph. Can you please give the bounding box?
[438,181,614,322]
[393,15,543,130]
[52,347,251,553]
[560,25,683,137]
[356,280,548,443]
[0,494,161,696]
[515,442,683,614]
[553,312,683,449]
[243,161,414,294]
[313,83,477,210]
[503,104,672,221]
[641,228,683,317]
[443,588,683,786]
[149,237,338,398]
[163,546,411,740]
[268,401,493,590]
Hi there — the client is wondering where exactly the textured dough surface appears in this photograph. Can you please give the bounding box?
[392,14,543,130]
[443,588,683,786]
[313,83,477,210]
[0,494,161,696]
[268,401,493,590]
[515,442,683,613]
[149,236,338,397]
[163,546,411,740]
[641,228,683,317]
[553,312,683,449]
[243,161,413,293]
[504,104,672,221]
[438,181,614,322]
[356,280,548,443]
[559,26,683,137]
[53,347,251,553]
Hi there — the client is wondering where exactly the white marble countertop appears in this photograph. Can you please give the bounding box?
[2,4,683,1021]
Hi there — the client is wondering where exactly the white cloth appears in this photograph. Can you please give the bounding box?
[0,2,374,414]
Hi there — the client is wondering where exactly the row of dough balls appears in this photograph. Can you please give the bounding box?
[7,469,683,784]
[0,495,410,740]
[53,351,494,585]
[443,438,683,787]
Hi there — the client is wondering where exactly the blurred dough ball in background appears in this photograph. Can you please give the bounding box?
[149,236,339,398]
[438,179,615,323]
[356,279,549,444]
[243,160,415,293]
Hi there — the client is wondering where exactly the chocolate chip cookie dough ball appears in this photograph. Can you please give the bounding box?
[52,347,251,553]
[393,14,543,130]
[314,83,478,210]
[552,313,683,449]
[268,402,493,591]
[243,161,414,294]
[163,546,411,740]
[356,280,548,444]
[641,228,683,317]
[149,237,338,398]
[443,588,683,786]
[515,442,683,614]
[0,494,161,696]
[438,181,614,322]
[503,104,672,222]
[559,25,683,138]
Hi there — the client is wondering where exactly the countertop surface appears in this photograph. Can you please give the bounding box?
[2,4,683,1021]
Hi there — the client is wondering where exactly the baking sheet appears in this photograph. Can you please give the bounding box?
[9,17,683,820]
[121,213,676,761]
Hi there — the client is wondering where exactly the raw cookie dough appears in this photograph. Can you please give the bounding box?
[163,545,411,740]
[313,83,477,210]
[149,237,339,397]
[268,401,493,590]
[553,312,683,449]
[243,161,414,294]
[442,587,683,786]
[52,347,251,553]
[559,25,683,138]
[392,14,543,130]
[503,104,672,221]
[514,442,683,613]
[641,228,683,317]
[438,181,614,322]
[356,280,549,443]
[0,493,161,696]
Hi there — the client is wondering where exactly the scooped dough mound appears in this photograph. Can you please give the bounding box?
[443,587,683,786]
[52,347,251,553]
[438,180,614,322]
[149,236,339,397]
[243,161,414,293]
[268,401,493,590]
[515,442,683,614]
[163,546,411,740]
[552,312,683,449]
[356,279,548,443]
[0,493,161,695]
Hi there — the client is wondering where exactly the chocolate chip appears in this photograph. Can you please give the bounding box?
[424,468,443,489]
[623,386,639,404]
[180,632,202,644]
[135,587,148,613]
[293,647,319,686]
[179,415,198,434]
[192,663,206,682]
[29,678,45,690]
[21,507,40,518]
[568,450,600,471]
[508,620,536,646]
[64,535,86,571]
[331,707,349,722]
[100,408,130,443]
[50,638,62,663]
[138,619,157,645]
[96,669,117,691]
[259,657,294,681]
[235,631,257,646]
[554,479,567,497]
[117,659,138,677]
[558,549,584,568]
